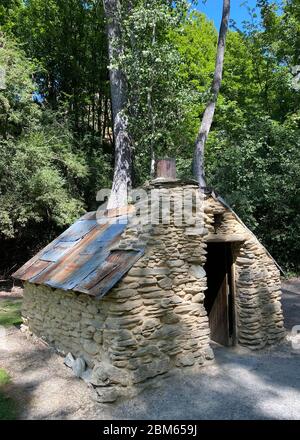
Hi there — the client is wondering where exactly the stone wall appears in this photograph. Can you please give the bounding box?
[22,283,108,365]
[21,182,285,401]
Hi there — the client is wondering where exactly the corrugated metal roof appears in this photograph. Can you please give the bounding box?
[13,213,144,298]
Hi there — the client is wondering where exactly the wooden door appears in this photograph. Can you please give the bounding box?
[209,272,229,345]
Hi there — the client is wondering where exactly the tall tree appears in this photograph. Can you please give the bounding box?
[120,1,194,184]
[103,0,133,210]
[193,0,230,188]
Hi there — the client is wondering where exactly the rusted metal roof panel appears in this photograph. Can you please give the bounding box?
[15,260,53,281]
[40,242,77,262]
[29,227,101,286]
[76,249,144,298]
[12,212,144,298]
[58,219,98,242]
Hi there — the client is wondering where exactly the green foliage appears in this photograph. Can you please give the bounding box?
[204,0,300,272]
[0,0,299,273]
[0,34,88,241]
[172,11,217,93]
[8,0,110,136]
[0,35,40,139]
[0,300,22,326]
[0,369,17,420]
[0,0,21,27]
[167,1,300,271]
[0,369,10,385]
[0,129,87,239]
[118,1,196,181]
[207,115,300,271]
[171,11,218,151]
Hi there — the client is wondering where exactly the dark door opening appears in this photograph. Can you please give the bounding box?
[204,242,235,346]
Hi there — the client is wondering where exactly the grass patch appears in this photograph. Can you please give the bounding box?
[0,369,17,420]
[0,300,22,327]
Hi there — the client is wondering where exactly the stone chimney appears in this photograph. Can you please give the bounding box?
[154,158,177,181]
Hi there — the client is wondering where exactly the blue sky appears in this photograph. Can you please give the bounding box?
[194,0,259,29]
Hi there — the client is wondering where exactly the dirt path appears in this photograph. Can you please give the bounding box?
[0,279,300,420]
[0,281,23,301]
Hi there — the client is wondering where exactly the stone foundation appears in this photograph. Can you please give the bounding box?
[21,183,285,401]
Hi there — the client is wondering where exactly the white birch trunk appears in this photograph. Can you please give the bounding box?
[103,0,133,210]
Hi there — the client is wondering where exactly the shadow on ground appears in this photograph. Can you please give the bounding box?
[0,280,300,420]
[106,338,300,420]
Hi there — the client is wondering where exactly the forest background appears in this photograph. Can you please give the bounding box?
[0,0,299,275]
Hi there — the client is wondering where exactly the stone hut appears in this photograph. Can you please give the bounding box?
[13,161,285,401]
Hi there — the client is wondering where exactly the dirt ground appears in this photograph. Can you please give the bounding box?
[0,281,23,301]
[0,279,300,420]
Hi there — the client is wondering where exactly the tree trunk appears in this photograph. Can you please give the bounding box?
[148,21,156,179]
[193,0,231,189]
[103,0,133,210]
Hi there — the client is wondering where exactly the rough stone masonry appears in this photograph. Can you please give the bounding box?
[21,181,285,402]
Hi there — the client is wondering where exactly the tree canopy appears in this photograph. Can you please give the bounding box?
[0,0,299,273]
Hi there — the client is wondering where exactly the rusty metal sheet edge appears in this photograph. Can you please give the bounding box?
[82,249,145,298]
[29,225,107,286]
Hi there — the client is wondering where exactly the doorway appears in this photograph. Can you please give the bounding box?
[204,242,235,346]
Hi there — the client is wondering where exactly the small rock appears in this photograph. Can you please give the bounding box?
[189,265,206,279]
[175,353,195,367]
[160,312,180,324]
[263,301,282,314]
[158,277,172,289]
[91,363,131,386]
[134,345,161,358]
[72,357,86,377]
[132,357,170,384]
[151,324,182,340]
[168,260,185,268]
[80,368,93,383]
[83,340,99,355]
[203,346,214,360]
[20,324,27,334]
[192,293,205,303]
[197,354,205,365]
[93,330,103,344]
[95,387,120,403]
[64,352,75,368]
